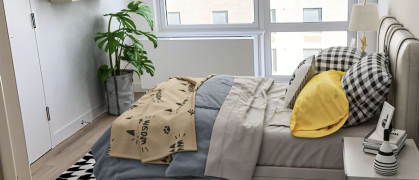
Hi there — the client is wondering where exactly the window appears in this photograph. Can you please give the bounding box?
[271,31,347,75]
[270,9,276,23]
[158,0,258,29]
[303,48,322,59]
[303,8,322,22]
[271,49,277,72]
[270,0,348,23]
[266,0,354,81]
[212,11,228,24]
[167,12,181,25]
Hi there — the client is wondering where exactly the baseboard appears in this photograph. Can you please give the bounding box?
[51,102,106,147]
[133,82,146,92]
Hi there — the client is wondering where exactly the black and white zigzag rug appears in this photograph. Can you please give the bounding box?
[56,151,96,180]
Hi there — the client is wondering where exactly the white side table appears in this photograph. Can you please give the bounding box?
[343,137,419,180]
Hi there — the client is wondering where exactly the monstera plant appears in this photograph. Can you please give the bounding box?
[94,1,158,115]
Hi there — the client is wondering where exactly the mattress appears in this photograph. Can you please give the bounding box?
[257,95,378,169]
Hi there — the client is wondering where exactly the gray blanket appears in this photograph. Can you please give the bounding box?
[205,77,283,180]
[92,75,233,179]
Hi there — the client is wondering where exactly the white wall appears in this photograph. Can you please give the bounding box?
[140,38,255,89]
[378,0,390,17]
[377,0,419,39]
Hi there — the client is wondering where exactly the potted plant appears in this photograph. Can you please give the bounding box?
[94,1,157,115]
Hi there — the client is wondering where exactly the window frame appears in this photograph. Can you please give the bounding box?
[264,0,357,82]
[156,0,259,30]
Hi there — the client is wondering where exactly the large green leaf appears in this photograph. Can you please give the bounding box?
[126,34,144,50]
[122,1,154,31]
[120,45,155,78]
[126,29,158,48]
[94,31,125,54]
[111,12,137,30]
[97,65,114,82]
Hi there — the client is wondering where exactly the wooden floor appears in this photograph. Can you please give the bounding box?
[30,92,145,180]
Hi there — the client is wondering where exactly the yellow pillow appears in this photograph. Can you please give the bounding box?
[290,70,348,138]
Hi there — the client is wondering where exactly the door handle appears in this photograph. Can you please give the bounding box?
[30,13,36,29]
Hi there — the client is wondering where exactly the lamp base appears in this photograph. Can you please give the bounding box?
[360,31,367,52]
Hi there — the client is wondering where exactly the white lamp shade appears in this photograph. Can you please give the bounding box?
[349,3,379,31]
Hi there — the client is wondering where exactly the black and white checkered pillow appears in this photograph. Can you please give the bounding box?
[316,46,367,74]
[341,53,392,127]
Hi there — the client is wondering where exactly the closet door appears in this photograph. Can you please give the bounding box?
[33,1,108,147]
[2,0,52,163]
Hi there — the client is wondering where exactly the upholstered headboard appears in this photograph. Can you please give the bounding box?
[377,16,419,146]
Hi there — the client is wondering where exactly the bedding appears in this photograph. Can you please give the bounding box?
[92,75,233,179]
[284,55,316,109]
[108,75,215,163]
[93,75,378,180]
[205,77,281,180]
[259,93,378,169]
[341,53,392,127]
[315,46,367,74]
[290,70,348,138]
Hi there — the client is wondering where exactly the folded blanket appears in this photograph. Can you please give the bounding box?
[109,74,216,164]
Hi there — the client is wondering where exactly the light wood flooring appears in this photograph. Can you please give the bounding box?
[30,92,145,180]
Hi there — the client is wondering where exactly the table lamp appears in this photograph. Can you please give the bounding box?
[349,1,379,51]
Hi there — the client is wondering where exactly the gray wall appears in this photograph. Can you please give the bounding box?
[378,0,419,38]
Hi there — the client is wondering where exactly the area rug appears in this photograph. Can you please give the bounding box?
[56,151,95,180]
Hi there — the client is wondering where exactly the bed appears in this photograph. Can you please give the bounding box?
[92,17,419,180]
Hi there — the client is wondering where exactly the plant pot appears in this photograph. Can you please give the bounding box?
[104,70,134,115]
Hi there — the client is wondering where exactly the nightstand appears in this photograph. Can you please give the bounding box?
[343,137,419,180]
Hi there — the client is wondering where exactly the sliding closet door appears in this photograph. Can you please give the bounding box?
[32,1,123,147]
[2,0,52,163]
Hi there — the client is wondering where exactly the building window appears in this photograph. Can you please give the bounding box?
[212,11,228,24]
[303,48,322,59]
[303,8,322,22]
[270,9,276,23]
[271,49,277,72]
[266,0,353,81]
[158,0,258,30]
[167,12,181,25]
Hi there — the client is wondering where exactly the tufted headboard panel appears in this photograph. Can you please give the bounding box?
[377,16,419,146]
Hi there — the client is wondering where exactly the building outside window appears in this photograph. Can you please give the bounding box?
[303,48,322,59]
[162,0,255,26]
[157,0,354,81]
[212,11,228,24]
[271,49,278,72]
[268,0,351,80]
[270,9,276,23]
[303,8,322,22]
[167,12,181,25]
